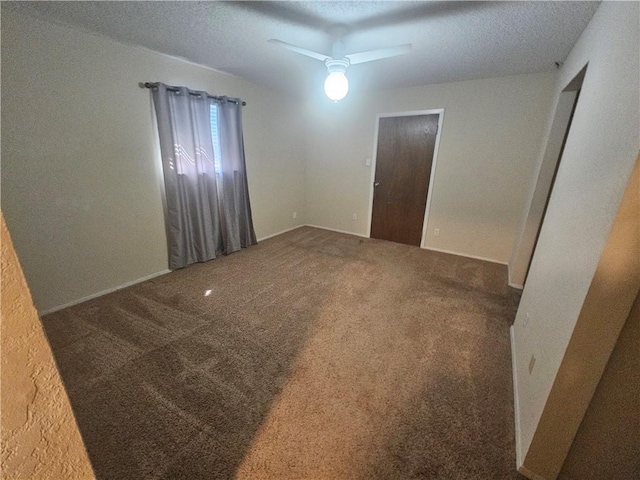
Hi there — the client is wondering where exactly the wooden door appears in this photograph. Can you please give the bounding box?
[370,114,439,246]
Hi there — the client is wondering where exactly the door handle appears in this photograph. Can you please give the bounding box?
[374,182,380,187]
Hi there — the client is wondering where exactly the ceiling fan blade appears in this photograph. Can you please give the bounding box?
[346,44,412,65]
[268,39,330,62]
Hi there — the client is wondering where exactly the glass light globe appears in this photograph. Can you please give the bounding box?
[324,71,349,101]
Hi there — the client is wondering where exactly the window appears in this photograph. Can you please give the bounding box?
[152,84,256,268]
[210,104,222,174]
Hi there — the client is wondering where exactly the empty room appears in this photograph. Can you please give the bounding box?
[1,2,638,479]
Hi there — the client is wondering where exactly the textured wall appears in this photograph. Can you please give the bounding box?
[1,213,95,479]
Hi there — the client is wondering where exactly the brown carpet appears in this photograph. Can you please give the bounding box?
[42,227,525,479]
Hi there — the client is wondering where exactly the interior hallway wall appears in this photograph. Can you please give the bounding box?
[511,2,640,477]
[509,90,578,287]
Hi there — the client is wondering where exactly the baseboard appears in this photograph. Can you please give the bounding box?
[304,224,369,238]
[38,269,171,316]
[38,228,507,313]
[301,226,510,264]
[518,465,548,480]
[424,246,508,266]
[508,264,524,289]
[39,225,312,316]
[510,326,523,469]
[509,327,548,480]
[257,225,304,242]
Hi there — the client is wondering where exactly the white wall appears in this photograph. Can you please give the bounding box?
[512,0,639,475]
[303,71,556,264]
[510,90,577,287]
[1,9,306,313]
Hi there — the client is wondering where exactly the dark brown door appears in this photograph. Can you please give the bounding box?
[370,114,438,246]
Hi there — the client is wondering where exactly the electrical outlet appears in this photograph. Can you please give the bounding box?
[434,228,440,236]
[292,211,297,219]
[524,312,530,328]
[365,158,371,166]
[352,213,358,220]
[528,354,536,375]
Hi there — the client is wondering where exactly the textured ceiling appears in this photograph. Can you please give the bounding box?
[7,1,600,97]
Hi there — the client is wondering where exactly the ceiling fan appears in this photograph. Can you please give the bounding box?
[269,30,411,101]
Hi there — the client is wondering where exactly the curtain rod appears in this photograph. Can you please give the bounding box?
[142,82,247,106]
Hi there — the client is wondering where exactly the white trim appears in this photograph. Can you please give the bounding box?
[39,225,357,316]
[424,246,508,265]
[366,109,445,249]
[257,225,304,242]
[510,326,523,470]
[299,225,512,265]
[420,111,445,248]
[38,269,171,316]
[304,224,369,238]
[40,225,305,316]
[508,264,524,289]
[510,329,546,480]
[518,465,547,480]
[366,117,382,236]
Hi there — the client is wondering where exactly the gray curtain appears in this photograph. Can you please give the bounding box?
[152,83,256,269]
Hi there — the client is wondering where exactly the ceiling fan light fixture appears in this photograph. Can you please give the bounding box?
[269,38,410,102]
[324,59,350,101]
[324,71,349,101]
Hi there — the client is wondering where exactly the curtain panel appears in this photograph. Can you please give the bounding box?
[151,83,256,269]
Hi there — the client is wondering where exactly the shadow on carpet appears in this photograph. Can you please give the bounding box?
[42,227,525,479]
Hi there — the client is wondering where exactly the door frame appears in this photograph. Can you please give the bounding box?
[367,109,445,248]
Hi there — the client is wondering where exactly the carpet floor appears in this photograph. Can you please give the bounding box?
[42,227,525,479]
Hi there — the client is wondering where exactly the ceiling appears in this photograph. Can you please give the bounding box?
[7,1,600,98]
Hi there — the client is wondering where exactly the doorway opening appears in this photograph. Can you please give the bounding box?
[523,65,588,285]
[367,110,444,247]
